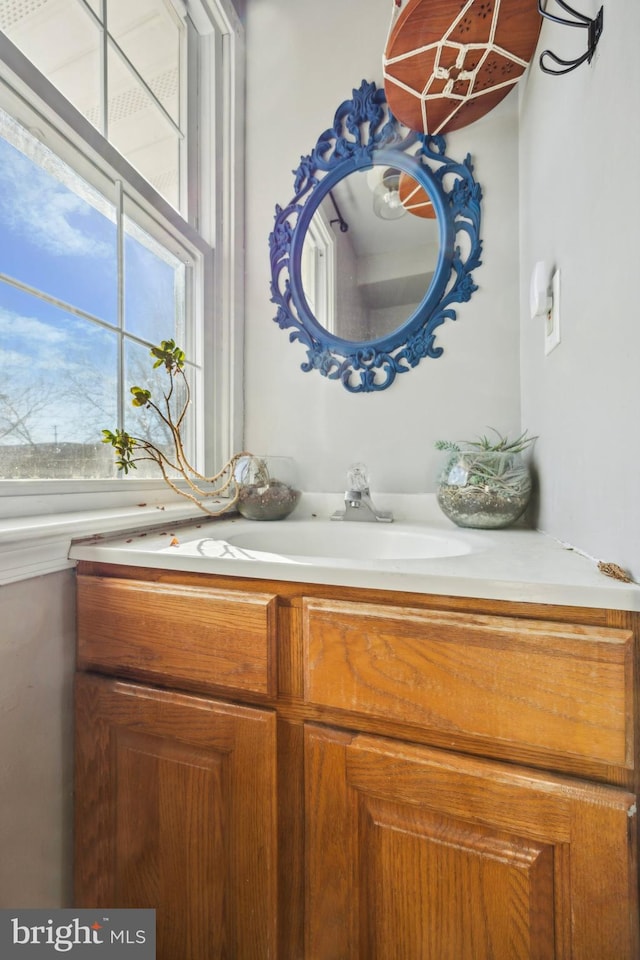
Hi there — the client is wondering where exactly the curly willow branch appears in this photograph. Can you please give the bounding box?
[103,341,253,517]
[130,444,252,517]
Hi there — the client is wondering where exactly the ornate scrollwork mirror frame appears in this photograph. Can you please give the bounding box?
[269,79,483,392]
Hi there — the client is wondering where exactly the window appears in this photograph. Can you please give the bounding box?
[0,0,243,508]
[301,205,336,334]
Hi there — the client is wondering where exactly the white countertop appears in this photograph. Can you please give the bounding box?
[69,494,640,611]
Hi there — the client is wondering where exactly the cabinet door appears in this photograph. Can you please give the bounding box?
[75,673,277,960]
[305,725,638,960]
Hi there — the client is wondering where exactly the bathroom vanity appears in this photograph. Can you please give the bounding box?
[71,504,640,959]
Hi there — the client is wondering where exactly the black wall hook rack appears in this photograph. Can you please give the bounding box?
[537,0,604,76]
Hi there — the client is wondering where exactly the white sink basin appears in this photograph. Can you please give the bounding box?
[188,518,476,563]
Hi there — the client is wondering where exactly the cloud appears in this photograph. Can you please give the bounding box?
[1,347,32,368]
[0,137,114,260]
[0,307,67,346]
[0,305,112,378]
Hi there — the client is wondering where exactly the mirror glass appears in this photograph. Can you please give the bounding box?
[300,166,439,342]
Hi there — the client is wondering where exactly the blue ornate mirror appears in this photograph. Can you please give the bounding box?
[269,80,483,392]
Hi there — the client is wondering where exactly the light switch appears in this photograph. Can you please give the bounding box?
[544,269,561,355]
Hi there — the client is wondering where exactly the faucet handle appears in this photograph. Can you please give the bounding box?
[347,462,370,492]
[332,462,393,522]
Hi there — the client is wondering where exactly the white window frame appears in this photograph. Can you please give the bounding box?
[0,0,244,528]
[301,204,337,334]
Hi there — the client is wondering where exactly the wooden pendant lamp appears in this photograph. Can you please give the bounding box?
[383,0,543,135]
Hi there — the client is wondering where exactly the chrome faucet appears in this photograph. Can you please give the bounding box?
[331,463,393,523]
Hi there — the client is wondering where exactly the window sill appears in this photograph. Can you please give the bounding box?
[0,501,213,585]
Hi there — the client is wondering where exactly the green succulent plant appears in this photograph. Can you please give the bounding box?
[435,430,535,487]
[435,429,537,529]
[435,428,536,457]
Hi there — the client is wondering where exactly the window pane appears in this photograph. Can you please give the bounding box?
[107,0,182,127]
[0,282,118,479]
[0,108,118,325]
[108,44,180,208]
[124,215,186,343]
[0,0,103,131]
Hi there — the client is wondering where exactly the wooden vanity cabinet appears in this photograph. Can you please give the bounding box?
[74,572,280,959]
[74,563,640,959]
[305,726,636,959]
[75,674,278,959]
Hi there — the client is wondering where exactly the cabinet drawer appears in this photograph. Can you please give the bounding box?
[77,575,277,695]
[302,598,634,767]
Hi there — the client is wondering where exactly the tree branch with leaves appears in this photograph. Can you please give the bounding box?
[102,340,249,516]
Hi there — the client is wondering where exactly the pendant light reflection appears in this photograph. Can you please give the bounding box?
[372,167,407,221]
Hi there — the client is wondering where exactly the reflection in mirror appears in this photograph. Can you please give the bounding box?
[398,171,436,218]
[301,167,439,343]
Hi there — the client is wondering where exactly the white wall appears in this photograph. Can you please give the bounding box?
[244,0,522,495]
[519,1,640,579]
[0,570,75,907]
